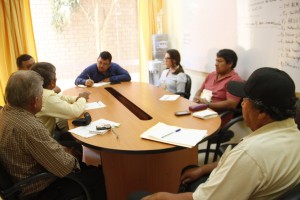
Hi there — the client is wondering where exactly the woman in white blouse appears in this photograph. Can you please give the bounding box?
[159,49,187,93]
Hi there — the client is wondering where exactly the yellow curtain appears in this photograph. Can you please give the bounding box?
[0,0,37,106]
[138,0,162,83]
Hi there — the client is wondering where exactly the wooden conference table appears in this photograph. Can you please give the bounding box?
[65,82,221,200]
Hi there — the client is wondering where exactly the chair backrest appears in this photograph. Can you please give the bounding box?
[184,74,192,99]
[295,99,300,130]
[0,161,19,200]
[278,182,300,200]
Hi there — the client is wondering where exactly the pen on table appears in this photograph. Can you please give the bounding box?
[111,128,119,139]
[162,129,181,138]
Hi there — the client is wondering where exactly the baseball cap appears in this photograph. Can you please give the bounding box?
[227,67,296,110]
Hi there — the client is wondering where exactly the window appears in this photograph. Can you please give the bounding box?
[30,0,139,89]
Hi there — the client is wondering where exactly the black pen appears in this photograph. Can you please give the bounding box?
[111,128,119,139]
[162,129,181,138]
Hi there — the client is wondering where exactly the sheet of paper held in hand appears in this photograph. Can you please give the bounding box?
[200,89,212,102]
[140,122,207,148]
[159,95,180,101]
[85,101,106,110]
[69,119,120,138]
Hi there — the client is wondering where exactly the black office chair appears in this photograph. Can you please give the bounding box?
[295,99,300,130]
[199,109,244,164]
[0,161,91,200]
[176,74,192,99]
[277,182,300,200]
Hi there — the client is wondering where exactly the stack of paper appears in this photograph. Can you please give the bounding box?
[140,122,207,148]
[192,109,218,119]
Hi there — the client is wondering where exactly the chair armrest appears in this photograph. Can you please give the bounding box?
[2,172,91,200]
[278,183,300,200]
[175,92,190,99]
[2,172,55,198]
[219,110,233,118]
[222,115,243,131]
[66,174,91,200]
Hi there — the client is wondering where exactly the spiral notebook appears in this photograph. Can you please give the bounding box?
[140,122,207,148]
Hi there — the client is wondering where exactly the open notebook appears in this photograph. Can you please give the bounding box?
[140,122,207,148]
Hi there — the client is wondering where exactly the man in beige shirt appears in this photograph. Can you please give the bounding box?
[31,62,90,136]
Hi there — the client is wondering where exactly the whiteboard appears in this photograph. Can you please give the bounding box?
[181,0,300,92]
[181,0,237,73]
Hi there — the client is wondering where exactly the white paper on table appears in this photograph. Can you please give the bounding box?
[159,95,180,101]
[77,85,87,88]
[76,82,110,88]
[69,119,120,138]
[92,82,110,87]
[85,101,106,110]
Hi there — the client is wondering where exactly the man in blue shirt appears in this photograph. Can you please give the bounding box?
[75,51,131,86]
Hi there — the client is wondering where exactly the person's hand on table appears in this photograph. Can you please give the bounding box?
[199,98,210,104]
[85,79,94,87]
[193,96,200,103]
[77,91,91,101]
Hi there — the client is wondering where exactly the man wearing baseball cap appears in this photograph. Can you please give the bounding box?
[130,67,300,200]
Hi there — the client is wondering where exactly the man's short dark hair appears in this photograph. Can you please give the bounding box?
[31,62,56,88]
[16,54,33,68]
[217,49,238,69]
[99,51,112,62]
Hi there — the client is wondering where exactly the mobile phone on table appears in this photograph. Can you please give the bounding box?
[96,124,112,130]
[175,111,191,116]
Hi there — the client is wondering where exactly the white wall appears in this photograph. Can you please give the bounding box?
[162,0,208,99]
